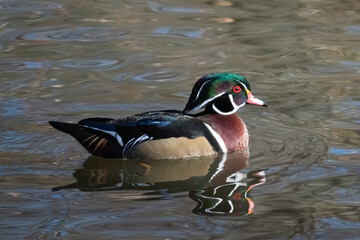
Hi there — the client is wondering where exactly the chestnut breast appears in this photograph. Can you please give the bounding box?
[201,114,249,153]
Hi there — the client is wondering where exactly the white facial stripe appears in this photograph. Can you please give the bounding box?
[194,79,211,102]
[212,94,245,115]
[238,82,248,91]
[80,124,124,147]
[212,103,237,115]
[204,123,227,153]
[229,94,238,109]
[230,94,246,109]
[237,81,255,100]
[195,92,226,110]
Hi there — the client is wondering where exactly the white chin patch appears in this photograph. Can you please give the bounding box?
[212,94,245,115]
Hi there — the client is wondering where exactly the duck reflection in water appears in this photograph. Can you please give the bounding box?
[53,151,266,216]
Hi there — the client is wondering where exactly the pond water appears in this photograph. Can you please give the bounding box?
[1,0,359,239]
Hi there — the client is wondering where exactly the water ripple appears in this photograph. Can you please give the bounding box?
[249,121,328,169]
[0,98,25,116]
[115,70,187,83]
[18,26,129,42]
[153,26,204,38]
[347,25,360,35]
[60,59,120,69]
[147,2,205,13]
[0,1,64,11]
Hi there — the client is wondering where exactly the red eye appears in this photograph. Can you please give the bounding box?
[233,86,241,93]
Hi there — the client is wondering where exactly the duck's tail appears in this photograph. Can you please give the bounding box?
[49,121,123,158]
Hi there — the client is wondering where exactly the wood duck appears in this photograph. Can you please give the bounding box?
[49,73,267,159]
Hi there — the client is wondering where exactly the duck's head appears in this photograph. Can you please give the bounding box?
[183,73,266,115]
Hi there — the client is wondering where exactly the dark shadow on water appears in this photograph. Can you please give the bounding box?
[53,152,266,216]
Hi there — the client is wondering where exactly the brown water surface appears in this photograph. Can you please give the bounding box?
[1,0,359,239]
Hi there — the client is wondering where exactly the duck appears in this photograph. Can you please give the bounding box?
[49,73,267,159]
